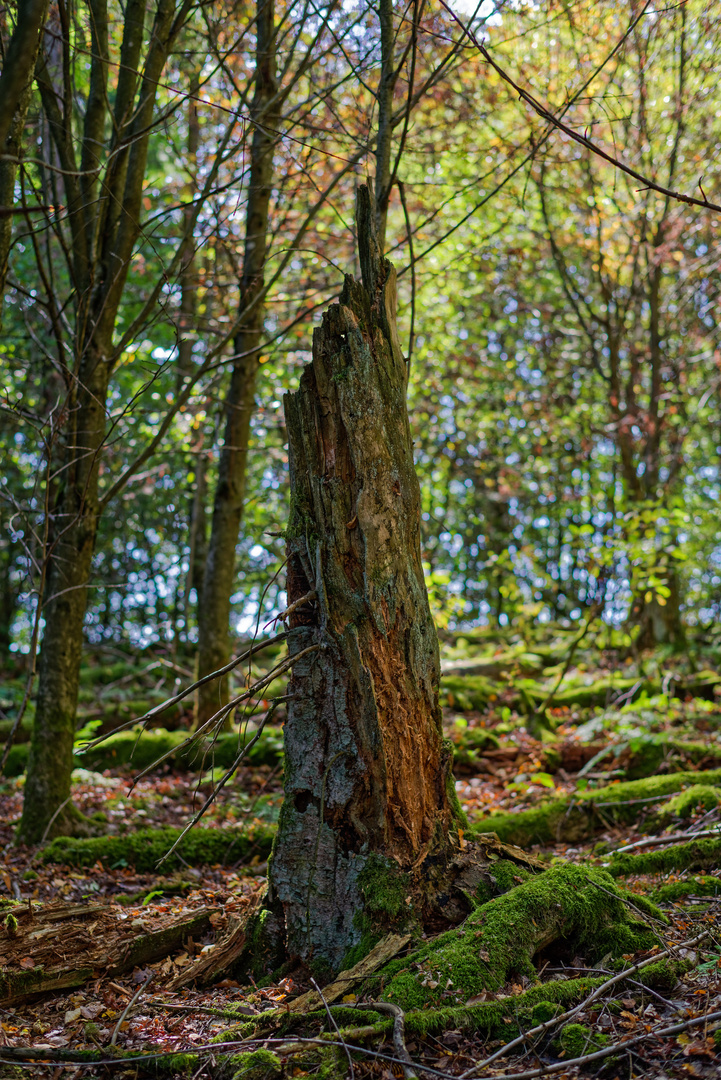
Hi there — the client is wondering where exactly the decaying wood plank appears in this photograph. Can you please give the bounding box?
[168,891,262,989]
[0,902,219,1005]
[286,932,412,1013]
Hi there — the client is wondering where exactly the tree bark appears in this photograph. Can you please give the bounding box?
[0,0,48,322]
[18,0,186,844]
[266,184,460,973]
[18,348,110,843]
[196,0,279,727]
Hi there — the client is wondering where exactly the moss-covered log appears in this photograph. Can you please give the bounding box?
[0,901,217,1005]
[42,822,275,870]
[2,724,285,778]
[473,768,721,847]
[609,836,721,877]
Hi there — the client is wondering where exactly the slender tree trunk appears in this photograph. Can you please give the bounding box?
[0,0,48,321]
[196,0,279,726]
[373,0,397,251]
[18,351,110,843]
[266,185,460,973]
[18,0,184,842]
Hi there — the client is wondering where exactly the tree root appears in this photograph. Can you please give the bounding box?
[364,1002,417,1080]
[377,864,660,1010]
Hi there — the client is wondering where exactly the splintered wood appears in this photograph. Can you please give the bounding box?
[0,900,218,1004]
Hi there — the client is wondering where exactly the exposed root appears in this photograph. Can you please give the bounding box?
[364,1002,417,1080]
[377,864,659,1010]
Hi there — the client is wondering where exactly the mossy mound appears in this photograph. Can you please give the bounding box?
[651,785,721,827]
[472,768,721,848]
[555,1022,610,1057]
[377,864,659,1010]
[440,674,497,712]
[609,836,721,878]
[653,875,721,903]
[230,1049,282,1080]
[42,822,276,871]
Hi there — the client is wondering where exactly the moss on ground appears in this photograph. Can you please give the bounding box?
[440,673,645,713]
[651,785,721,827]
[472,768,721,848]
[609,836,721,878]
[653,875,721,903]
[42,822,276,870]
[377,864,658,1010]
[555,1022,610,1057]
[230,1049,282,1080]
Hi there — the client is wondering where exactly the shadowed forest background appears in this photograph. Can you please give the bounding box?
[2,0,721,1077]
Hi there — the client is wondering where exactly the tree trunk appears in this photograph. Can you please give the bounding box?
[196,0,279,727]
[266,184,460,974]
[18,0,184,842]
[0,0,48,322]
[17,353,110,844]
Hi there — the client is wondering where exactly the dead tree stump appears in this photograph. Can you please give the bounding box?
[267,184,462,972]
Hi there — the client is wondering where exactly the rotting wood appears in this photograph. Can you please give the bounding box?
[0,901,219,1005]
[269,182,462,971]
[167,891,263,989]
[286,932,412,1013]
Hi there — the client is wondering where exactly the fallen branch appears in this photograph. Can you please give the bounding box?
[612,824,721,855]
[0,1035,451,1077]
[110,972,153,1045]
[364,1002,418,1080]
[481,1007,721,1080]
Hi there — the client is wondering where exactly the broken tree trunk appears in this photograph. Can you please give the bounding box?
[266,183,462,973]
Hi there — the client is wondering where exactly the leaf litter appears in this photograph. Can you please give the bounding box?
[2,638,721,1078]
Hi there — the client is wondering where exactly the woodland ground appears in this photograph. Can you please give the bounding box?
[1,627,721,1079]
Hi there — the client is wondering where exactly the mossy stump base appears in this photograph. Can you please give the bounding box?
[245,836,545,982]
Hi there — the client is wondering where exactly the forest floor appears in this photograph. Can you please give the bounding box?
[1,629,721,1079]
